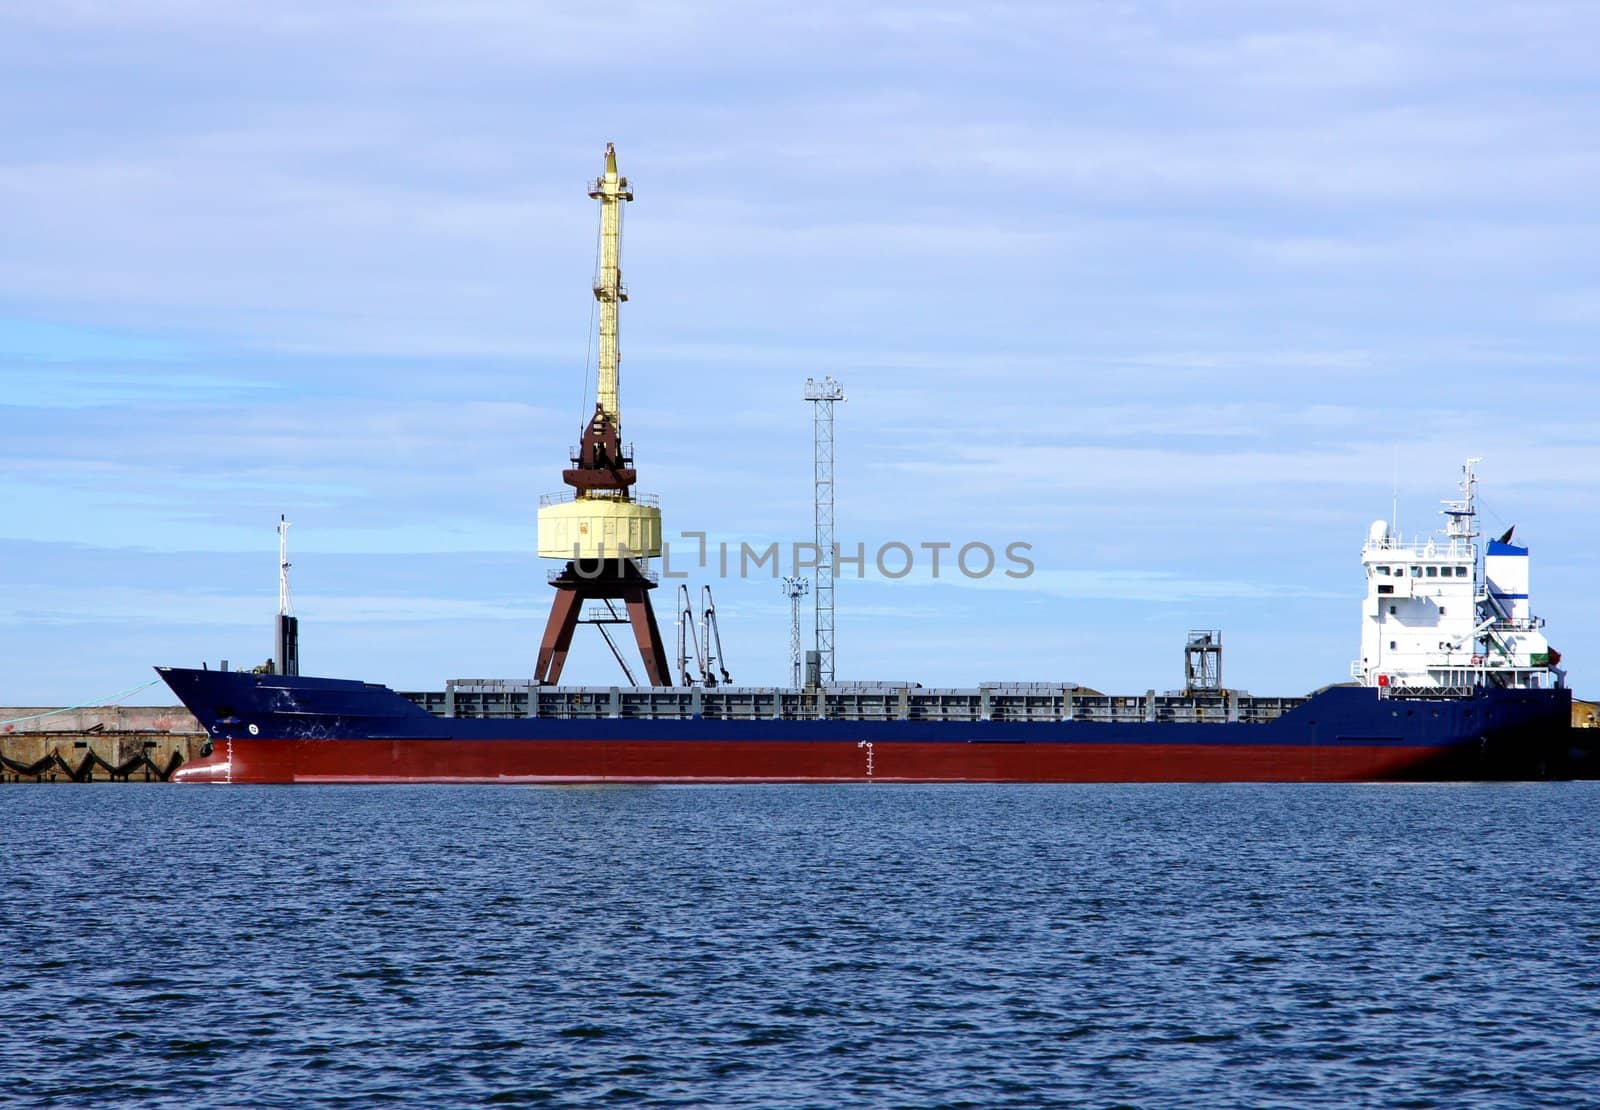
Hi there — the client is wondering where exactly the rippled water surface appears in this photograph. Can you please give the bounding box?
[5,784,1600,1108]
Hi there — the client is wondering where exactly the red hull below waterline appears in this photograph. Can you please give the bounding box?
[172,737,1470,785]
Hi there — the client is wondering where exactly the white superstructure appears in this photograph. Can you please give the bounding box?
[1354,459,1561,693]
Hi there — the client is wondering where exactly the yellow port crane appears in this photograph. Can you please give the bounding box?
[534,144,668,685]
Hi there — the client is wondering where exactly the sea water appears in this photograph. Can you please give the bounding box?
[4,783,1598,1108]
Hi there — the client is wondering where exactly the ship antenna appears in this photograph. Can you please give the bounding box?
[1391,447,1399,540]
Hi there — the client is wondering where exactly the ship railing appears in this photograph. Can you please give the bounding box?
[1483,617,1543,633]
[447,679,534,692]
[540,490,660,508]
[1423,655,1484,671]
[1362,538,1474,559]
[1236,696,1308,723]
[1378,683,1475,700]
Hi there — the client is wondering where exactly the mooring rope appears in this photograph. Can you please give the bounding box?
[0,678,163,728]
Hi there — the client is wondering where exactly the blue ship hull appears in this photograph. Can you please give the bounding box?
[156,668,1580,784]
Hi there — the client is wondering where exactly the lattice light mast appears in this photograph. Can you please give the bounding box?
[781,576,810,689]
[534,144,669,686]
[804,376,844,685]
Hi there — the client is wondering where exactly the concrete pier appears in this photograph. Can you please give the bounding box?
[0,706,205,783]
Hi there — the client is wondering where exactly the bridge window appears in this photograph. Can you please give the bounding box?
[1376,565,1391,575]
[1411,566,1422,577]
[1426,566,1438,577]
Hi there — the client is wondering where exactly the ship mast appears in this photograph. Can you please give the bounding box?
[273,514,299,676]
[277,515,293,617]
[1442,456,1481,547]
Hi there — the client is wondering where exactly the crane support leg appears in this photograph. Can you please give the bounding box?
[624,592,670,687]
[534,587,584,685]
[535,561,670,686]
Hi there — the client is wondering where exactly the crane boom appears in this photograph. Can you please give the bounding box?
[589,142,631,426]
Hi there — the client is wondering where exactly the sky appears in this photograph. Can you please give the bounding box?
[3,1,1599,706]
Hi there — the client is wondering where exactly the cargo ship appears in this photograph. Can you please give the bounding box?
[157,146,1578,783]
[160,460,1577,784]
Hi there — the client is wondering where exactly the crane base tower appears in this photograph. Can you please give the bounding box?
[534,560,669,686]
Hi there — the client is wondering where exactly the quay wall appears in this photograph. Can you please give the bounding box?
[1,706,206,783]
